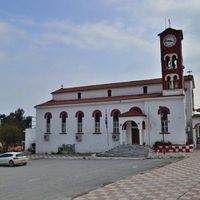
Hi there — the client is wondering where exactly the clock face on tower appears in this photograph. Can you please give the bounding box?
[163,34,177,47]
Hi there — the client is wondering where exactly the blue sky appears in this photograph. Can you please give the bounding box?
[0,0,200,116]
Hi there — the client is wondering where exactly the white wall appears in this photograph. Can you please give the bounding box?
[25,128,36,151]
[36,95,188,153]
[185,80,194,138]
[145,97,187,146]
[52,84,162,101]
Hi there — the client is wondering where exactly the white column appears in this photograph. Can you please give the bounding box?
[121,130,127,145]
[139,129,143,145]
[120,129,123,145]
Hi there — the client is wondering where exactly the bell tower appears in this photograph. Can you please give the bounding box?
[158,27,184,95]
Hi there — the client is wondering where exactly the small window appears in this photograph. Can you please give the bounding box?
[108,90,112,97]
[78,92,81,99]
[143,86,148,94]
[142,121,146,130]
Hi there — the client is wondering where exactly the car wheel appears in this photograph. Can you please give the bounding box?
[23,163,27,165]
[9,160,14,167]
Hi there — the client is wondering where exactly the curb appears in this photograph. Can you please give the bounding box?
[27,155,147,160]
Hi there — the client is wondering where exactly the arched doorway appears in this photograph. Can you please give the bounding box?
[121,120,140,145]
[131,121,139,144]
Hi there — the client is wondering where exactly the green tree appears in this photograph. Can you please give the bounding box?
[0,108,32,152]
[0,122,22,152]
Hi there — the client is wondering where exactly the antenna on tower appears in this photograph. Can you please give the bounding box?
[187,70,192,75]
[168,18,171,28]
[165,18,167,29]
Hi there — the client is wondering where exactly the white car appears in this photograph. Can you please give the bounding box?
[0,152,28,167]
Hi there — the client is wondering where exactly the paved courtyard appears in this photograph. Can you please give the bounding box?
[0,157,174,200]
[74,150,200,200]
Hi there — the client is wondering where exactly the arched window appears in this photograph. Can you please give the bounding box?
[165,54,178,69]
[172,55,177,68]
[113,112,119,133]
[158,107,170,133]
[161,111,168,133]
[167,76,171,89]
[111,109,120,133]
[142,121,146,130]
[108,89,112,97]
[92,110,102,134]
[75,111,84,133]
[60,111,68,134]
[44,112,52,133]
[165,56,171,68]
[173,75,178,89]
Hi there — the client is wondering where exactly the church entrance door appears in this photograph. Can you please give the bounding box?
[131,121,139,144]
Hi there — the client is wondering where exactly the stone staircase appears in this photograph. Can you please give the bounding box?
[96,145,152,158]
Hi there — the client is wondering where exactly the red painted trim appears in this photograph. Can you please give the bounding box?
[92,110,102,117]
[59,111,68,118]
[158,106,170,114]
[36,93,162,108]
[51,78,162,94]
[110,109,121,117]
[120,106,146,117]
[75,111,84,118]
[44,112,52,119]
[130,107,143,114]
[51,75,193,95]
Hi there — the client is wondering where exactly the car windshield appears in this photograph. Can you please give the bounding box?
[0,153,12,157]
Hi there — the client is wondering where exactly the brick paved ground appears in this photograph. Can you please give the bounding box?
[72,150,200,200]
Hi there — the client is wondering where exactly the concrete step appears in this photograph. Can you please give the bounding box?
[97,145,151,158]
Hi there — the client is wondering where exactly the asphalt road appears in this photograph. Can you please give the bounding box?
[0,158,177,200]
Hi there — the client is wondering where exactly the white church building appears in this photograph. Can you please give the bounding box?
[32,27,197,154]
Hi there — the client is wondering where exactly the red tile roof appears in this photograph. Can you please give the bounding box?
[35,75,194,108]
[51,75,194,94]
[51,78,162,94]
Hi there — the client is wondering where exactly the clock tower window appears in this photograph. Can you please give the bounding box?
[172,55,177,68]
[164,54,178,69]
[173,75,178,89]
[167,76,172,89]
[165,74,179,89]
